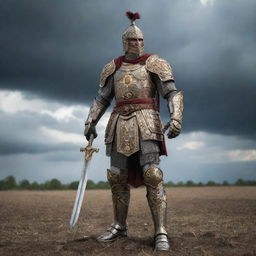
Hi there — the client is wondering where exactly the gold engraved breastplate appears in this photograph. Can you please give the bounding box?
[114,62,156,101]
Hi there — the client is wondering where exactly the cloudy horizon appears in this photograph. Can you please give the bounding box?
[0,0,256,184]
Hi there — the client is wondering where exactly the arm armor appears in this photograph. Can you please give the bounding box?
[85,98,108,125]
[166,91,184,124]
[146,55,175,82]
[84,76,114,140]
[85,75,114,125]
[150,69,183,125]
[100,60,116,87]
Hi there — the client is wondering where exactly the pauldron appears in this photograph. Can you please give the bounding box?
[145,55,174,82]
[100,60,116,87]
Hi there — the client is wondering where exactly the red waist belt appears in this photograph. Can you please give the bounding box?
[116,98,156,107]
[114,98,159,115]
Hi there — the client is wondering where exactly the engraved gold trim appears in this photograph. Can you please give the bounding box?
[143,167,168,236]
[114,65,157,101]
[145,55,174,82]
[100,60,116,87]
[171,91,184,123]
[86,98,106,124]
[136,111,163,141]
[116,115,140,156]
[120,62,142,71]
[105,112,119,144]
[107,169,130,229]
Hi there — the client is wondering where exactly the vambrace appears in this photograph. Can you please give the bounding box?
[84,98,109,140]
[85,98,108,125]
[85,75,114,126]
[167,91,184,124]
[151,73,183,125]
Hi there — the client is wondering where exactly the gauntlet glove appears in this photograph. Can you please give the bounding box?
[84,121,98,141]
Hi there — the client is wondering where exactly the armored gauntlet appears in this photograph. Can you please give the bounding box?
[84,98,108,141]
[167,91,184,139]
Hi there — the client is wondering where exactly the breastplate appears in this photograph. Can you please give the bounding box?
[113,62,156,101]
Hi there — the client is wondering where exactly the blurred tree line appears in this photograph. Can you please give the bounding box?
[0,176,110,190]
[0,176,255,190]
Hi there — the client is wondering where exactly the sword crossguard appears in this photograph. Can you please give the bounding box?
[80,134,99,161]
[80,146,99,161]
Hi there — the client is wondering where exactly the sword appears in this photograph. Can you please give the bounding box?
[69,134,99,228]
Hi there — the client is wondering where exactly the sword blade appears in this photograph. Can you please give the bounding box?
[69,159,90,228]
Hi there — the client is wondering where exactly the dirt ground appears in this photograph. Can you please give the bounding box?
[0,187,256,256]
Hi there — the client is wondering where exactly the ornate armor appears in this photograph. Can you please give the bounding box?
[84,12,184,251]
[100,60,116,88]
[84,98,108,140]
[114,63,155,101]
[103,60,166,156]
[170,91,184,123]
[146,55,174,82]
[143,166,169,250]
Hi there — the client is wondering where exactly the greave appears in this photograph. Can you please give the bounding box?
[143,166,168,236]
[107,169,130,229]
[146,182,167,236]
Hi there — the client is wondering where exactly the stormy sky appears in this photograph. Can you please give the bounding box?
[0,0,256,184]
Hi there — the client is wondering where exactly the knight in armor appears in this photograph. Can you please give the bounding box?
[84,12,183,251]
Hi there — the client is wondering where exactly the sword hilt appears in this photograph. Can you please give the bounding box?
[80,134,99,161]
[163,121,170,134]
[88,133,94,147]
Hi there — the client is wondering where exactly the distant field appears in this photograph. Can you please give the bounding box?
[0,187,256,256]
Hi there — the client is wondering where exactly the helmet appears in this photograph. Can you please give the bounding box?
[122,12,144,56]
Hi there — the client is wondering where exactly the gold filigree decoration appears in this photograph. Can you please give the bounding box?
[171,91,184,123]
[116,115,140,156]
[145,55,174,82]
[100,60,116,87]
[105,112,119,144]
[114,65,156,101]
[136,111,163,141]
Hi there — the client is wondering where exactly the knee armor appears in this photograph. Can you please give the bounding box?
[143,166,163,187]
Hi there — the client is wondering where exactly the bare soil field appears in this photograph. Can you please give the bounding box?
[0,187,256,256]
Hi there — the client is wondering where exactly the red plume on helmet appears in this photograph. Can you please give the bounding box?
[126,11,141,24]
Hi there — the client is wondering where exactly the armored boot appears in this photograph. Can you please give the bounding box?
[97,169,130,242]
[143,166,170,251]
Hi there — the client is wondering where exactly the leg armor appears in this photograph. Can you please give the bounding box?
[97,168,130,242]
[143,165,170,251]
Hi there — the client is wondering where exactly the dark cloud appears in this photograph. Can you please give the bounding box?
[167,160,256,183]
[0,111,79,155]
[0,140,75,155]
[1,0,256,138]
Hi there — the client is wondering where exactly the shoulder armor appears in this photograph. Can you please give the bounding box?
[99,60,116,87]
[145,55,174,82]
